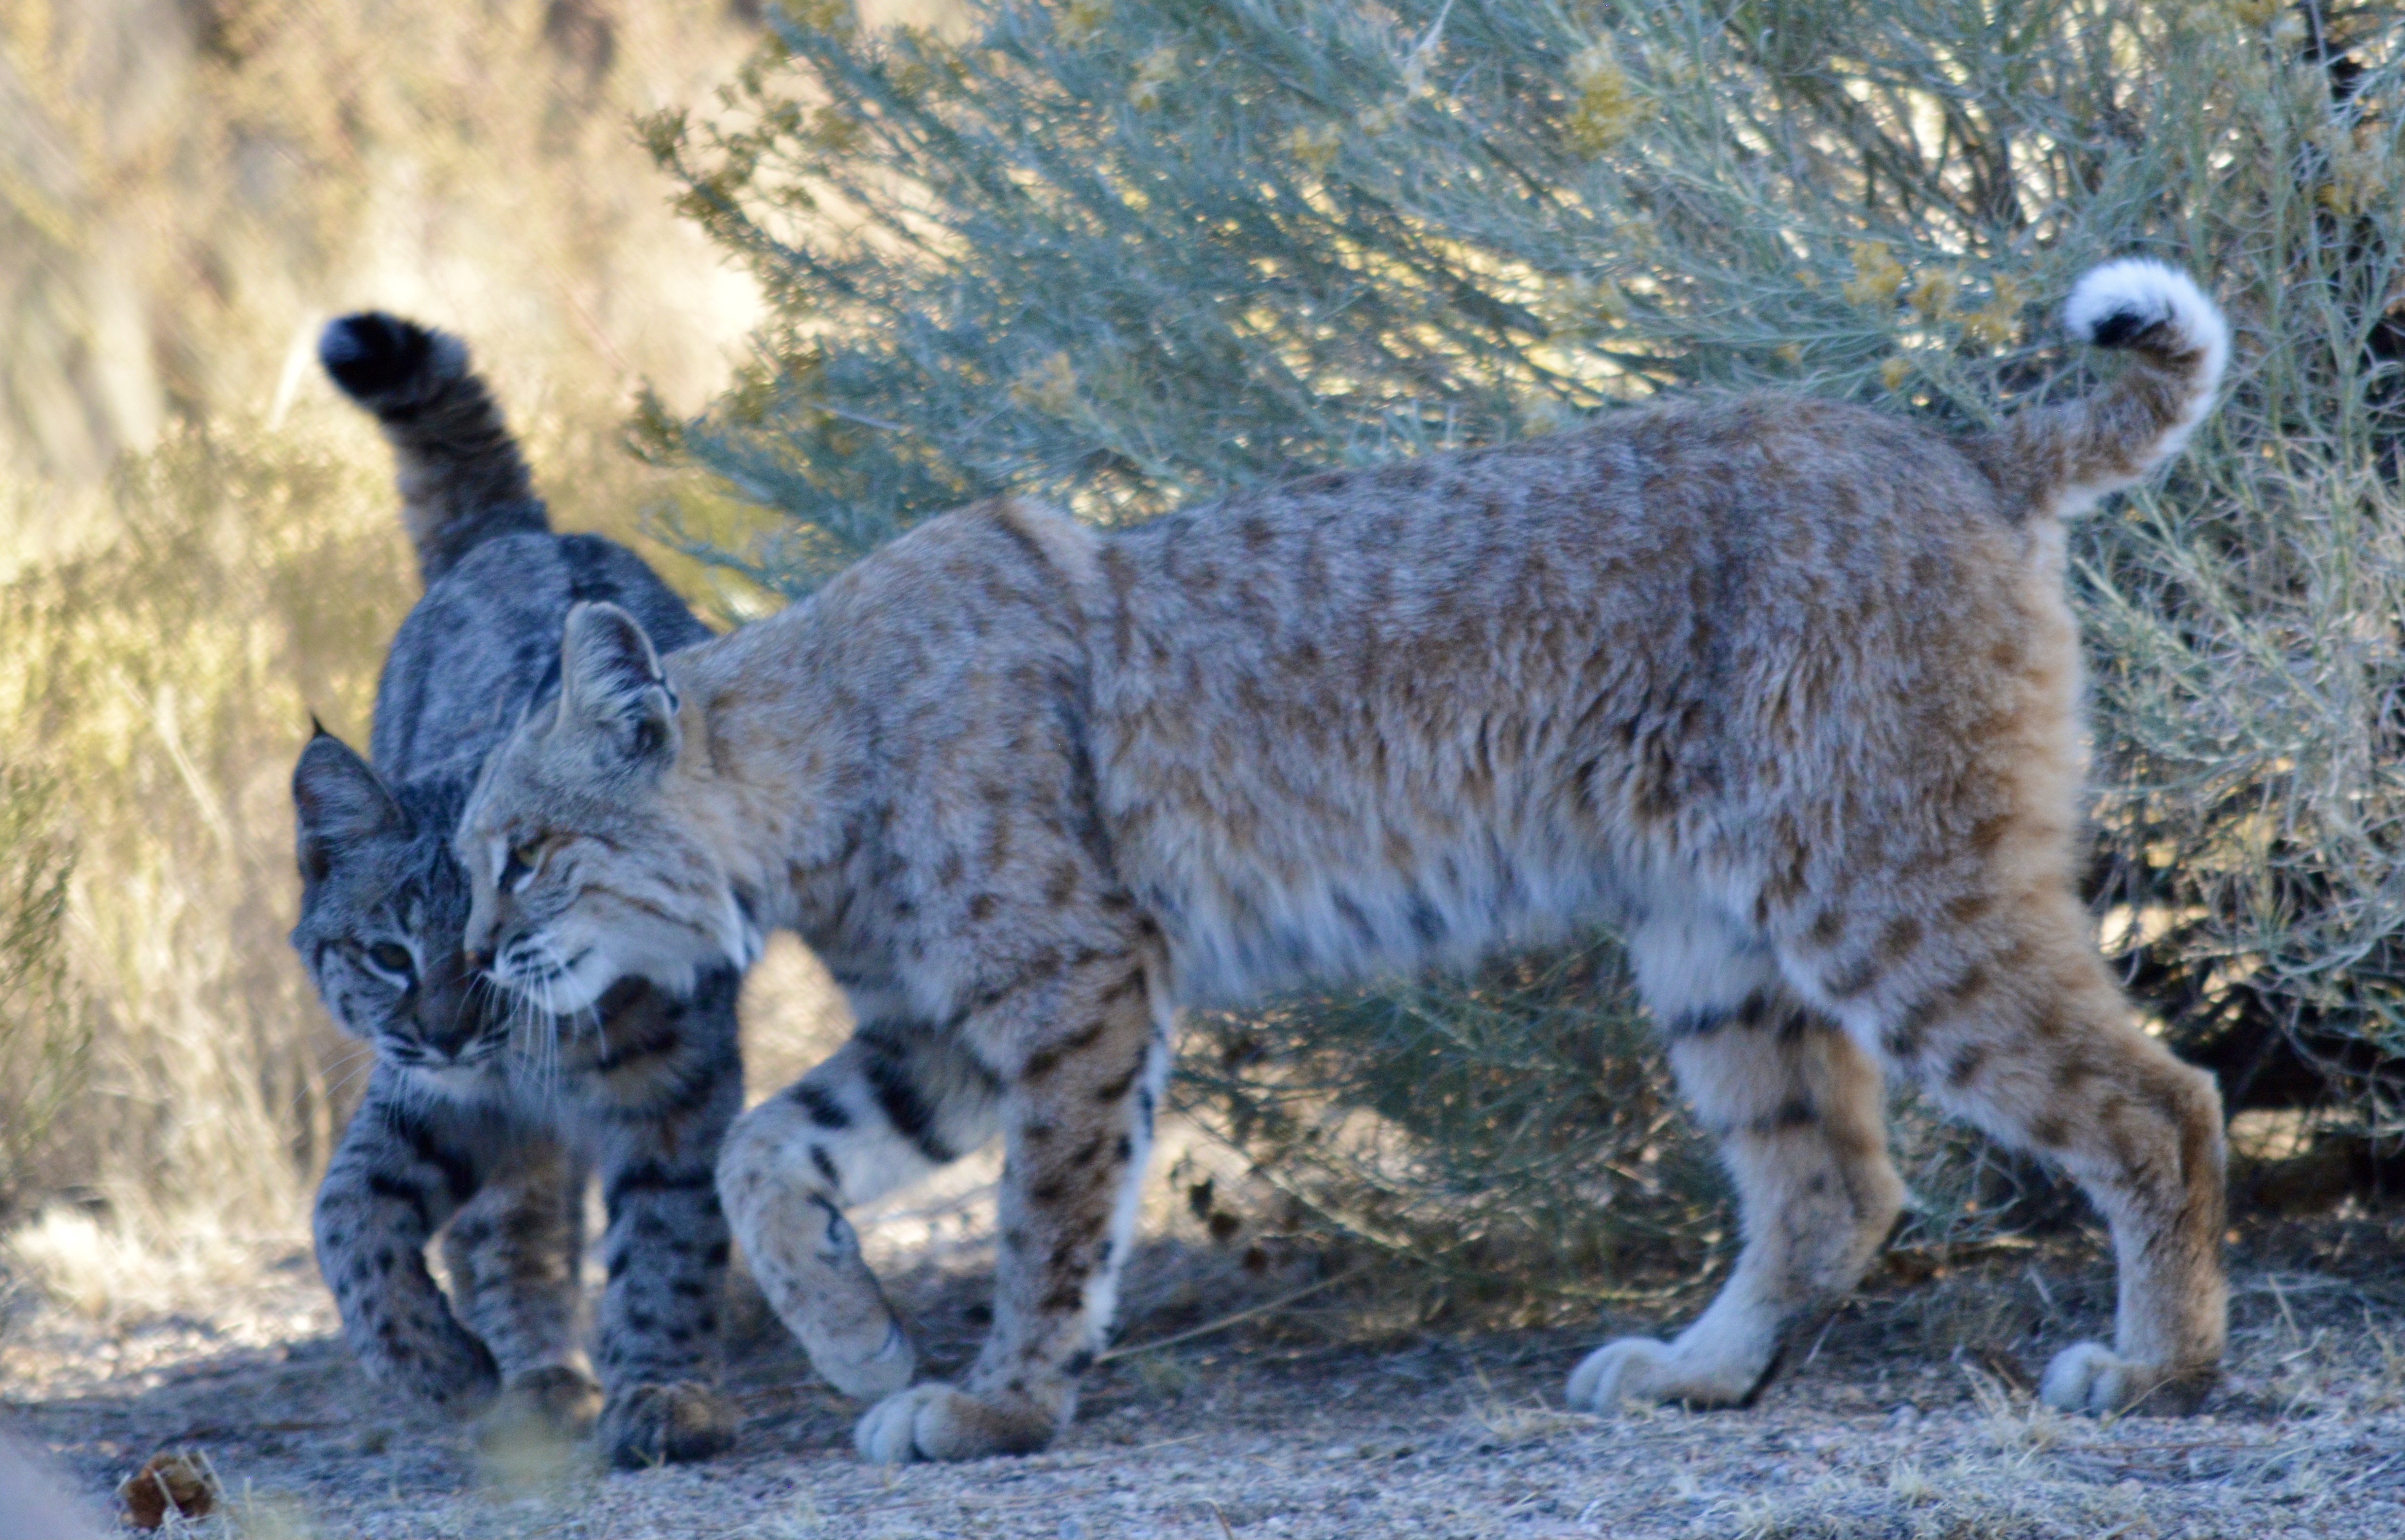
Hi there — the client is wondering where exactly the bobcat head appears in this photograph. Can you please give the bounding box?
[457,603,760,1016]
[290,729,506,1091]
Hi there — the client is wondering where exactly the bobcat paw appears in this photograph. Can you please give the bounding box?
[814,1320,917,1402]
[1567,1336,1763,1412]
[370,1321,499,1415]
[854,1383,1060,1464]
[598,1382,737,1469]
[2037,1342,2215,1416]
[475,1365,604,1453]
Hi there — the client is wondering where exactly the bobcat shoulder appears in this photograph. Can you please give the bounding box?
[458,260,2231,1459]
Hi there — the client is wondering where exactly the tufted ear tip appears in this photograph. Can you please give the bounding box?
[293,730,400,882]
[558,602,679,766]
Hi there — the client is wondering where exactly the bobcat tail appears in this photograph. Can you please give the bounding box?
[320,312,551,586]
[1983,259,2230,519]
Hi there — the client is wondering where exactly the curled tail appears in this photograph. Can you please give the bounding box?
[1984,259,2230,519]
[321,312,550,585]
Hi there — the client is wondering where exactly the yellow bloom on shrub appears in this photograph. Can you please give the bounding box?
[1960,275,2024,348]
[1908,270,1958,321]
[1842,241,1907,307]
[785,0,856,36]
[1537,273,1630,340]
[1289,121,1343,173]
[886,32,961,103]
[1880,355,1911,391]
[1357,97,1405,137]
[1567,45,1638,156]
[1059,0,1111,45]
[1130,46,1180,110]
[2312,126,2395,218]
[1011,352,1079,416]
[808,105,865,156]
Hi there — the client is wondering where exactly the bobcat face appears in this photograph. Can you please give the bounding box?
[291,731,507,1092]
[458,604,759,1017]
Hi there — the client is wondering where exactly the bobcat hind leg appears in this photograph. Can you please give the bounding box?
[1796,888,2226,1414]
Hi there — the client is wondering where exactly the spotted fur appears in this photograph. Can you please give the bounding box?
[293,312,741,1467]
[457,261,2231,1459]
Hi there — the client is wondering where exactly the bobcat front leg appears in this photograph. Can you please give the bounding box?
[583,971,746,1467]
[854,949,1169,1462]
[441,1135,603,1448]
[718,1026,1005,1400]
[314,1067,500,1413]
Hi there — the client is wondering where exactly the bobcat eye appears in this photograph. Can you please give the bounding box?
[501,838,545,892]
[366,942,415,976]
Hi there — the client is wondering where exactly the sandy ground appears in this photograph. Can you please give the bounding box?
[9,1161,2405,1540]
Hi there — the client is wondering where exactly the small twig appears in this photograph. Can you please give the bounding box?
[2267,1273,2300,1344]
[1098,1264,1368,1363]
[1206,1500,1238,1540]
[2025,1262,2059,1319]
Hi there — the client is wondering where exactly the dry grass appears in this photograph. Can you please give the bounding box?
[0,0,766,483]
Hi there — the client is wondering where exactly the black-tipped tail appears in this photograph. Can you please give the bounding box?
[320,312,462,409]
[1981,260,2229,520]
[321,311,549,585]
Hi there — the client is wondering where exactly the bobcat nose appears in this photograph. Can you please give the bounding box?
[464,945,496,976]
[422,1016,480,1060]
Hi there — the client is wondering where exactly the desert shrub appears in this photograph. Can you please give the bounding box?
[1179,944,1725,1308]
[651,0,2405,1288]
[0,432,409,1228]
[0,759,86,1218]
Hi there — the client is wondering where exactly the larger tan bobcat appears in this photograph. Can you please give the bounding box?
[458,260,2231,1462]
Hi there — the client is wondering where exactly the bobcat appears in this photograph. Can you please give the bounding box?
[457,260,2231,1461]
[291,313,742,1467]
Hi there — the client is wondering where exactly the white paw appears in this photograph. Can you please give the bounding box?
[2037,1341,2213,1416]
[854,1384,951,1464]
[815,1320,916,1402]
[854,1382,1059,1463]
[1567,1337,1675,1412]
[2037,1340,2124,1413]
[1568,1335,1769,1412]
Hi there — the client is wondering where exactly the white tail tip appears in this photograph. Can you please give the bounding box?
[2063,258,2229,386]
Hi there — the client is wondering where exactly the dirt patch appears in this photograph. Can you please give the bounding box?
[8,1206,2405,1539]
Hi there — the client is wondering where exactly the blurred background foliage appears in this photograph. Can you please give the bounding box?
[9,0,2405,1319]
[645,0,2405,1299]
[0,0,788,1244]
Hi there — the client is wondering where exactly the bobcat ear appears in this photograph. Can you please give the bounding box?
[293,731,400,885]
[558,601,680,767]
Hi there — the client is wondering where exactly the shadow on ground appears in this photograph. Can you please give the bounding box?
[9,1218,2405,1538]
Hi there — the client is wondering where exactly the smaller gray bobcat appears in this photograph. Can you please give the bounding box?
[458,260,2231,1463]
[293,312,740,1467]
